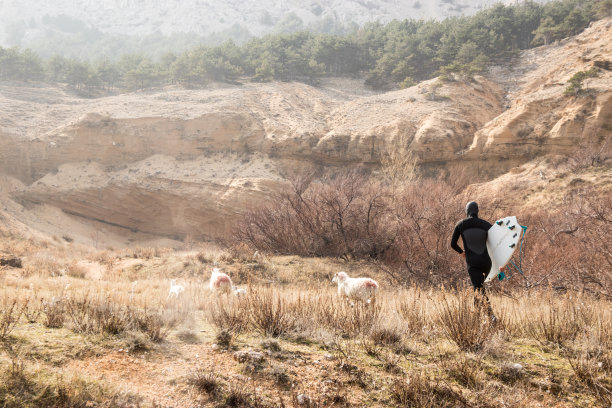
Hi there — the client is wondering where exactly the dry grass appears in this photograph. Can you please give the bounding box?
[0,234,611,407]
[391,371,460,408]
[435,289,496,352]
[0,296,21,340]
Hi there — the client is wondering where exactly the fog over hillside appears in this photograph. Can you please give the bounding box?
[1,0,548,58]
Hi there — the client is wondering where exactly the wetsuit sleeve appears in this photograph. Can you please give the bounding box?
[451,222,463,254]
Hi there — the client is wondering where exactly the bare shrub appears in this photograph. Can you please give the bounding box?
[309,293,380,337]
[66,262,88,279]
[234,170,464,285]
[248,288,297,337]
[395,289,428,335]
[224,384,257,407]
[370,325,403,347]
[268,364,292,387]
[235,169,395,261]
[43,298,65,328]
[435,289,495,352]
[495,361,527,386]
[391,371,459,408]
[215,329,235,349]
[524,293,591,346]
[65,294,132,335]
[567,348,612,406]
[233,168,611,295]
[384,179,464,285]
[207,296,250,337]
[21,297,42,324]
[0,297,21,340]
[438,354,485,389]
[0,354,140,406]
[135,308,173,342]
[64,294,172,341]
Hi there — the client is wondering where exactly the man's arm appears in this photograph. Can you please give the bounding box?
[450,223,463,254]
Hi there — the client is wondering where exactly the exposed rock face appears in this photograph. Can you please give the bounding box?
[0,20,610,244]
[466,20,611,163]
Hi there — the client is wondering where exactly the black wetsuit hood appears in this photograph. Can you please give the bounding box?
[466,201,479,217]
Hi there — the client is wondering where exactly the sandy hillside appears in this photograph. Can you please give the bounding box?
[0,19,610,246]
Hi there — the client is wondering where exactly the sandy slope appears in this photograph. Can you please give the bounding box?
[0,20,610,246]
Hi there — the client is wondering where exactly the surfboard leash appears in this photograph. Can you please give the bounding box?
[499,225,528,281]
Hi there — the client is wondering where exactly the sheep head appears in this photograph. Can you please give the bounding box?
[333,271,348,283]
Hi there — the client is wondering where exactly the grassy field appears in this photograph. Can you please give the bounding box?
[0,234,610,407]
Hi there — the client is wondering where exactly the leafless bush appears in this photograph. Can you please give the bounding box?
[567,348,612,406]
[395,289,428,335]
[524,293,591,346]
[569,136,611,172]
[63,293,172,341]
[369,325,403,347]
[135,309,174,342]
[391,371,459,408]
[308,293,380,338]
[233,168,611,295]
[0,297,21,340]
[21,297,42,324]
[43,298,65,328]
[65,294,132,335]
[438,354,485,389]
[248,288,297,337]
[435,289,495,352]
[207,296,250,337]
[234,170,465,285]
[235,169,395,261]
[66,262,88,279]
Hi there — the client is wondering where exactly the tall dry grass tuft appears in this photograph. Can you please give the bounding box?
[308,293,381,338]
[42,298,66,328]
[21,297,43,324]
[52,292,176,341]
[391,371,460,408]
[207,296,250,347]
[0,296,21,340]
[438,354,485,390]
[66,294,132,335]
[188,368,222,397]
[395,288,429,335]
[248,288,298,338]
[524,292,592,346]
[567,348,612,406]
[435,289,495,352]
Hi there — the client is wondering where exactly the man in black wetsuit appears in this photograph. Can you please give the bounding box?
[451,201,496,320]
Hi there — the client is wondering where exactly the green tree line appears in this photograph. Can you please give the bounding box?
[0,0,608,92]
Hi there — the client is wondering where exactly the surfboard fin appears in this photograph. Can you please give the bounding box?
[513,233,517,238]
[496,221,503,226]
[509,225,516,230]
[509,243,516,248]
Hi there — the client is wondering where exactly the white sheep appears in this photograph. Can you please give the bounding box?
[209,267,233,295]
[332,271,378,304]
[232,286,247,297]
[168,279,185,299]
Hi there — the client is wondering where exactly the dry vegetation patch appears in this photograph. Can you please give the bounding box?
[0,232,610,406]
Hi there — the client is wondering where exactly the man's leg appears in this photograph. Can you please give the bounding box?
[468,265,495,319]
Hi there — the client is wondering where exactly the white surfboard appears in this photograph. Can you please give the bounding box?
[485,216,522,283]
